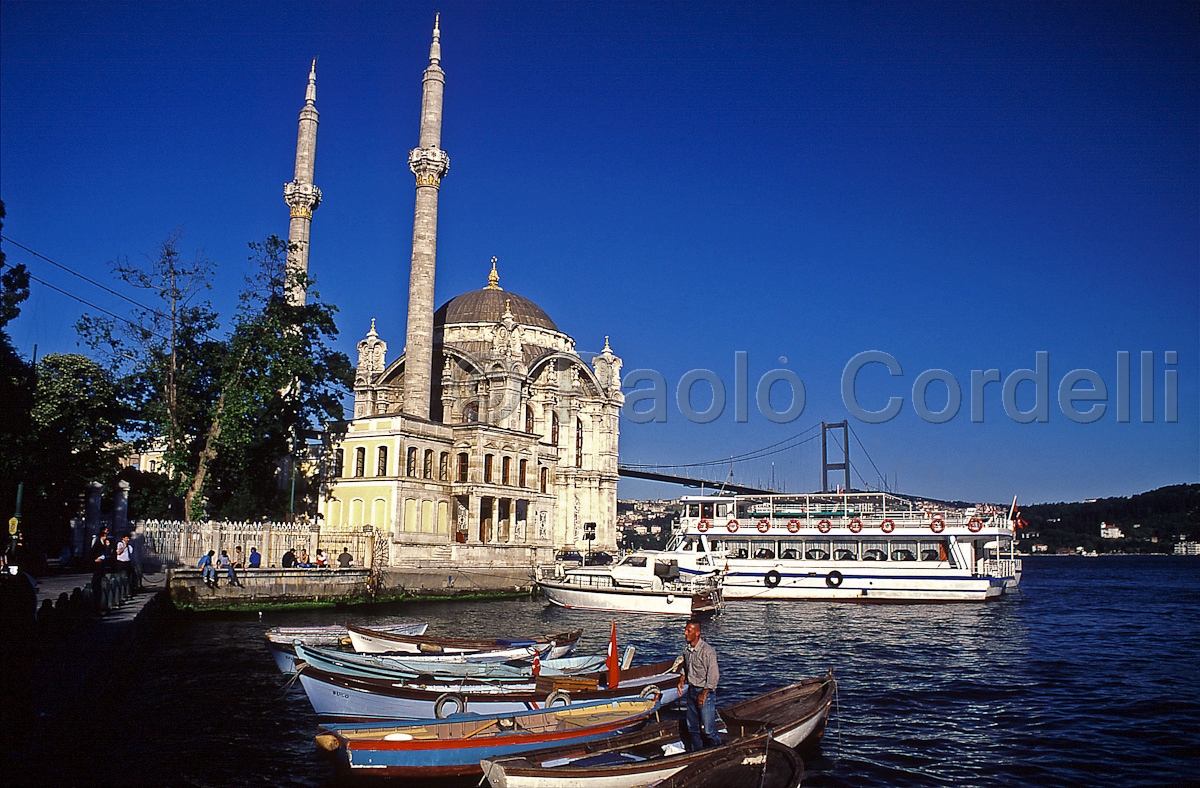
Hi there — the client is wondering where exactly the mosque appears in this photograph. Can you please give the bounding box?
[283,18,624,568]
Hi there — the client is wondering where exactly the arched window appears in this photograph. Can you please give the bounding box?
[519,459,528,488]
[439,452,449,481]
[423,449,434,479]
[463,401,479,423]
[354,447,366,477]
[525,406,534,434]
[484,454,495,484]
[575,418,584,468]
[332,449,344,477]
[502,456,511,486]
[456,452,469,483]
[376,446,388,476]
[540,466,549,493]
[550,412,559,445]
[406,447,418,477]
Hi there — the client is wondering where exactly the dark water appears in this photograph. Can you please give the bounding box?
[17,556,1200,787]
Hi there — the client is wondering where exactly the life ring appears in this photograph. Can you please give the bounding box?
[434,692,467,718]
[930,517,945,533]
[817,519,832,534]
[848,519,863,533]
[639,684,663,702]
[825,570,843,588]
[757,519,771,533]
[545,690,571,708]
[764,570,782,589]
[968,517,984,533]
[787,520,801,534]
[880,519,895,533]
[726,519,740,533]
[697,519,710,533]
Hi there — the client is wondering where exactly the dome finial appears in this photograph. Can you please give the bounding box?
[486,256,502,290]
[604,335,611,351]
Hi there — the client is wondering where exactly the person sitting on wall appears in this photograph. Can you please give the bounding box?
[280,548,297,569]
[248,547,262,568]
[337,547,354,568]
[314,549,328,568]
[297,549,311,568]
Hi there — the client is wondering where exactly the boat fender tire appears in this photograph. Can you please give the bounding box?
[848,519,863,534]
[546,690,571,708]
[434,692,466,719]
[787,520,801,533]
[968,517,984,533]
[880,519,895,533]
[697,519,710,533]
[726,520,739,533]
[757,519,771,533]
[640,684,663,702]
[817,519,832,534]
[930,518,945,533]
[825,570,844,588]
[764,570,782,589]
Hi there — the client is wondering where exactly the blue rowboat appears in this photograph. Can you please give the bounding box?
[293,643,607,682]
[313,696,660,779]
[296,659,683,722]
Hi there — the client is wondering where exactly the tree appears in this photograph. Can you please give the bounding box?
[0,200,35,538]
[188,236,353,519]
[77,231,223,508]
[79,233,353,521]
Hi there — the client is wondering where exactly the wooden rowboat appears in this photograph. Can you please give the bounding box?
[313,696,660,779]
[347,624,582,659]
[293,642,608,682]
[718,670,836,750]
[296,659,682,721]
[652,735,803,788]
[479,671,834,788]
[265,621,427,673]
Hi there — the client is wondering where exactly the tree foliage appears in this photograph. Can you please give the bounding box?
[0,200,36,538]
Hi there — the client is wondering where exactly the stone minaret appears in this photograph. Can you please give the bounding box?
[402,15,451,420]
[283,59,322,306]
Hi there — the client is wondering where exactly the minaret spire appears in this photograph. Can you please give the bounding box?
[402,16,451,419]
[284,58,322,306]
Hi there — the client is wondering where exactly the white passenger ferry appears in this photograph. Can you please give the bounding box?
[664,492,1021,602]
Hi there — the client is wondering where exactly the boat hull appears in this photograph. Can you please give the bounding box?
[346,625,580,658]
[539,580,723,615]
[720,565,1004,602]
[297,662,683,722]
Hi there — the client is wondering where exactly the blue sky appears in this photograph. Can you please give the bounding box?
[2,1,1196,504]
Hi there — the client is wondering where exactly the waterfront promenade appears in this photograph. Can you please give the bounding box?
[1,570,167,785]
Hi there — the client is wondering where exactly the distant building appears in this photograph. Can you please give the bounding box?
[1031,543,1049,553]
[1174,542,1200,556]
[1100,522,1124,539]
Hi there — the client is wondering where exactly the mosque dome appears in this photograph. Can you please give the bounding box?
[433,258,559,331]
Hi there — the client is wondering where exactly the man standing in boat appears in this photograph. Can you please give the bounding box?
[678,618,722,751]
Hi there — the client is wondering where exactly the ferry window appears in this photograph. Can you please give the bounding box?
[709,540,723,551]
[779,541,801,560]
[737,504,749,518]
[805,548,829,560]
[716,503,728,518]
[754,547,775,560]
[726,540,749,559]
[780,548,799,560]
[892,543,918,562]
[701,503,714,519]
[833,542,858,561]
[920,540,949,562]
[862,542,888,561]
[688,504,700,518]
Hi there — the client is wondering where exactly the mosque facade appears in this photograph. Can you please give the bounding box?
[290,19,623,565]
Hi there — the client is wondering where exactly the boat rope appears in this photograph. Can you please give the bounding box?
[758,727,775,788]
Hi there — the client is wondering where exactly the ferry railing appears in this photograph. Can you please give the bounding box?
[980,558,1021,578]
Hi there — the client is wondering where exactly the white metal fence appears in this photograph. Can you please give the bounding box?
[136,520,375,570]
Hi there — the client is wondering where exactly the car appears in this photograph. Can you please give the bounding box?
[585,552,614,566]
[555,551,584,564]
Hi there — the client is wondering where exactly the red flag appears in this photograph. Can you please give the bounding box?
[606,621,620,689]
[531,650,541,678]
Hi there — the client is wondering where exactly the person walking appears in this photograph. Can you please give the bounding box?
[676,618,722,752]
[115,533,135,584]
[90,527,113,597]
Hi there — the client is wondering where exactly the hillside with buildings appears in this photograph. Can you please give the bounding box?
[1019,484,1200,555]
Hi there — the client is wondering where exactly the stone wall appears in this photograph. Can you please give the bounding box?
[168,568,371,609]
